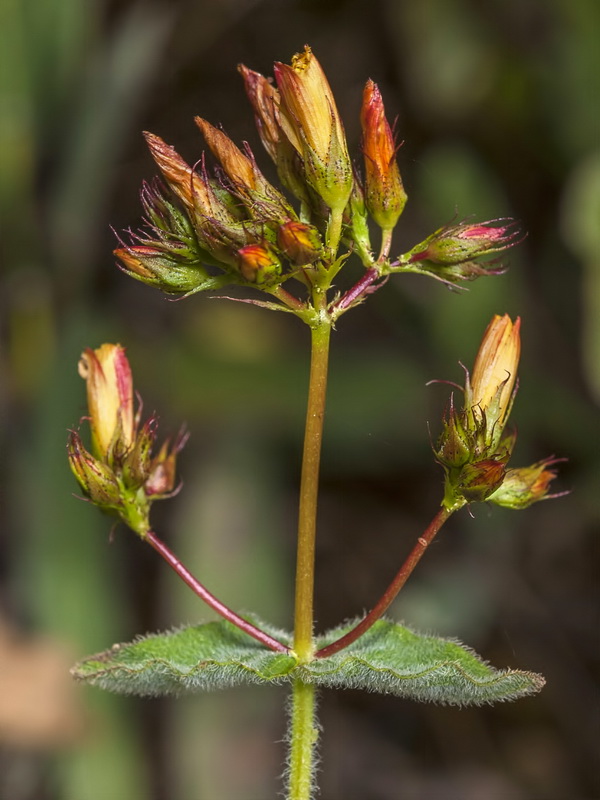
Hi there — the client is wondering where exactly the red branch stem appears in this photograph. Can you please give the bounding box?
[315,506,453,659]
[145,530,289,654]
[332,267,380,312]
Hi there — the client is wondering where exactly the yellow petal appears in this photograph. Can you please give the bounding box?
[78,344,134,458]
[470,314,521,423]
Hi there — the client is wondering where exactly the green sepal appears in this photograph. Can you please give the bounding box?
[73,618,544,706]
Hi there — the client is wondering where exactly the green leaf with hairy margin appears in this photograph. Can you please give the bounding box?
[72,620,297,696]
[73,618,544,705]
[307,620,545,705]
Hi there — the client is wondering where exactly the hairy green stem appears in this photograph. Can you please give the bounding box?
[293,315,331,661]
[287,679,318,800]
[315,506,453,658]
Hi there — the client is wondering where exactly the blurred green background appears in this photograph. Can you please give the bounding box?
[1,0,598,798]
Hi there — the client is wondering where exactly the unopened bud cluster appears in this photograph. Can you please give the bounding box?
[67,344,186,536]
[114,45,522,308]
[435,315,561,510]
[67,46,565,595]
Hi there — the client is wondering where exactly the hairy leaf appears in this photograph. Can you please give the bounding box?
[73,618,544,705]
[72,620,296,696]
[307,620,545,705]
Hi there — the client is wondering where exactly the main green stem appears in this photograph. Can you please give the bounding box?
[287,679,318,800]
[293,314,331,661]
[288,304,331,799]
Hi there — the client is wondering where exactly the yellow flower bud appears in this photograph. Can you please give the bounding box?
[78,344,134,460]
[274,46,352,211]
[468,314,520,441]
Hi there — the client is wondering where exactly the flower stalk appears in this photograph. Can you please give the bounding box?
[315,506,455,659]
[145,530,289,653]
[293,313,332,662]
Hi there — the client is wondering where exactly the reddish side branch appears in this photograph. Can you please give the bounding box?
[145,530,289,654]
[315,506,452,659]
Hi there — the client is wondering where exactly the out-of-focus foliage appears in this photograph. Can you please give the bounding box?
[0,0,597,798]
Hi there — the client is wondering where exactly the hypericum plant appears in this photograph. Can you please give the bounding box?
[68,46,565,799]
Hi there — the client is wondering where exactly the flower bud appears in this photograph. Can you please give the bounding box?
[195,117,257,191]
[144,132,213,214]
[78,344,134,461]
[238,63,312,206]
[237,243,282,284]
[360,80,407,232]
[237,64,281,162]
[274,46,353,212]
[144,430,188,497]
[277,221,322,266]
[435,316,525,510]
[195,116,294,222]
[114,245,214,295]
[455,458,507,503]
[487,458,564,509]
[467,314,520,446]
[67,431,123,508]
[69,344,187,536]
[435,396,471,468]
[407,219,521,266]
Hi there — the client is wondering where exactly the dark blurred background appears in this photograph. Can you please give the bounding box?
[1,0,598,798]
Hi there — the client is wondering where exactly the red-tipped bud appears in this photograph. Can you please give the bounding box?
[143,132,213,214]
[237,243,282,285]
[360,80,407,232]
[276,221,322,266]
[408,219,522,266]
[237,65,281,162]
[487,458,565,509]
[195,116,294,223]
[114,246,212,295]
